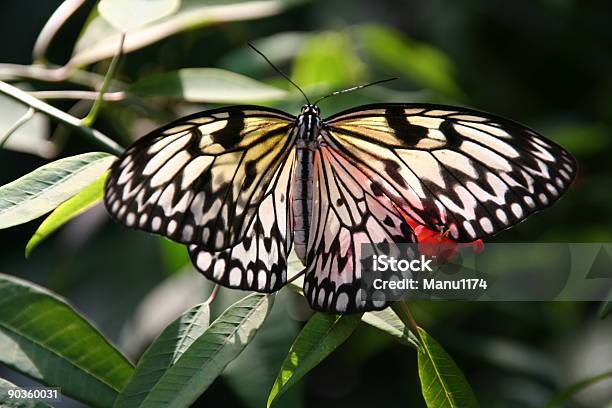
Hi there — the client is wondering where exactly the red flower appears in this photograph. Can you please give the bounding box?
[401,210,484,262]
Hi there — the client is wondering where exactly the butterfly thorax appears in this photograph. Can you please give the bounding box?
[293,104,322,263]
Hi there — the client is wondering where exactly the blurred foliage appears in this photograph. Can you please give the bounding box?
[0,0,611,407]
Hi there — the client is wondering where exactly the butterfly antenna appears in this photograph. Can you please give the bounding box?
[313,77,399,105]
[247,42,311,105]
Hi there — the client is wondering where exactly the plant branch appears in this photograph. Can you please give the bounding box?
[28,90,126,101]
[0,63,127,90]
[0,80,124,155]
[391,301,422,343]
[32,0,87,62]
[0,107,35,148]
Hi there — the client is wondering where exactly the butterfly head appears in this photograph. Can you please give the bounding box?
[301,104,320,117]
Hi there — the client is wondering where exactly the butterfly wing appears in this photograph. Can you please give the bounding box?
[305,138,416,313]
[104,106,296,251]
[324,103,576,242]
[187,149,295,292]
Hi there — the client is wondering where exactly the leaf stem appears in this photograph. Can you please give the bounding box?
[0,80,124,155]
[391,301,422,343]
[82,33,126,127]
[203,284,221,306]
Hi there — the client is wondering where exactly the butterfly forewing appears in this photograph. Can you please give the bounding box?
[104,107,296,251]
[324,103,576,242]
[305,138,416,313]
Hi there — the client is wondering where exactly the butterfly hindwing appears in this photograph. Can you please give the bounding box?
[305,138,416,313]
[104,106,296,251]
[324,103,576,242]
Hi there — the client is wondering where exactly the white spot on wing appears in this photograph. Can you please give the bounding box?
[143,134,190,175]
[479,217,494,234]
[336,293,349,312]
[229,267,242,286]
[181,156,214,189]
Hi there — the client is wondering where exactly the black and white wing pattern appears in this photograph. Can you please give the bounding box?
[105,106,295,250]
[304,138,416,313]
[324,103,577,242]
[105,106,298,291]
[187,150,295,292]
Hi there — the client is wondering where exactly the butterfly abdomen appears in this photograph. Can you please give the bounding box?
[293,106,322,263]
[293,147,314,262]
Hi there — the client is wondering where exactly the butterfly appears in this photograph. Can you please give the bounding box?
[104,49,576,314]
[104,98,576,313]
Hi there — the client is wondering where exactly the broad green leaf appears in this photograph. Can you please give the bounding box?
[118,268,213,357]
[543,370,612,408]
[99,0,180,32]
[223,292,302,408]
[362,308,419,348]
[292,31,366,91]
[115,303,211,408]
[0,152,115,230]
[128,68,288,103]
[357,24,461,97]
[0,274,134,408]
[25,172,108,257]
[71,0,298,67]
[417,328,479,408]
[0,378,52,408]
[267,313,362,407]
[137,293,274,408]
[0,93,55,158]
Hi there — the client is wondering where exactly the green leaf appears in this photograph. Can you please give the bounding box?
[128,68,288,103]
[25,172,108,257]
[135,293,274,408]
[542,370,612,408]
[267,313,362,407]
[417,328,479,408]
[0,93,55,158]
[357,24,461,97]
[118,267,213,358]
[99,0,180,32]
[223,292,302,408]
[114,303,211,408]
[0,378,52,408]
[362,308,419,348]
[0,274,134,408]
[71,0,299,67]
[291,31,366,91]
[0,152,115,230]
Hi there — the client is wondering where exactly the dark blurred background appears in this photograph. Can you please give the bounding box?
[1,0,611,407]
